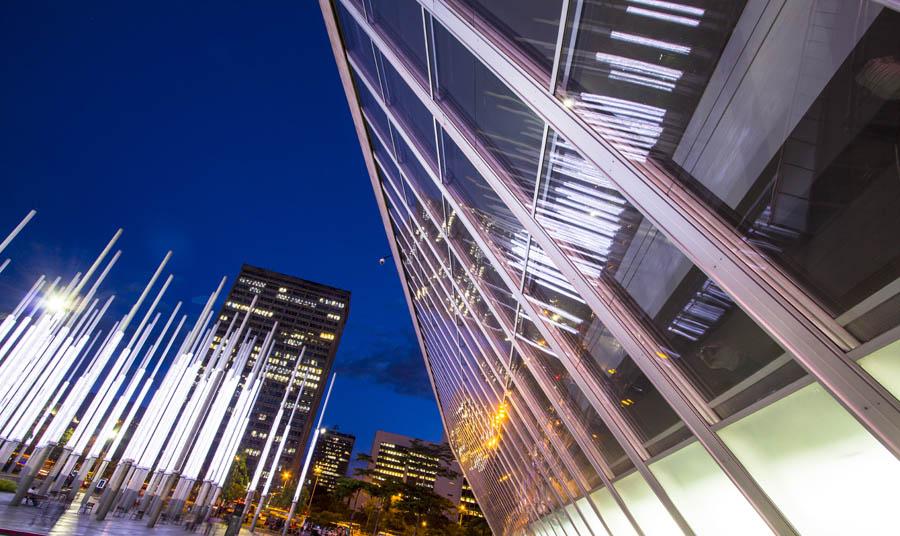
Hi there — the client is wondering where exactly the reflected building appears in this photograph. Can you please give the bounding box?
[214,265,350,481]
[321,0,900,534]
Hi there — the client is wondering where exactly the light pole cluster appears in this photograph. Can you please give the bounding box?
[0,211,301,530]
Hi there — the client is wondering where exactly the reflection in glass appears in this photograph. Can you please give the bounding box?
[559,2,900,338]
[451,0,563,81]
[534,131,805,418]
[369,0,430,83]
[433,22,545,202]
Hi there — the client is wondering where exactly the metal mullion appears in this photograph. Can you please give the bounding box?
[420,259,611,536]
[426,324,557,532]
[318,5,500,534]
[424,344,523,526]
[340,4,801,531]
[422,318,547,530]
[425,0,900,467]
[335,7,687,532]
[548,0,571,93]
[439,274,631,536]
[391,108,632,499]
[364,64,647,533]
[420,6,434,99]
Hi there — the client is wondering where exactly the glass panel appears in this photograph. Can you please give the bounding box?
[446,207,519,327]
[534,130,806,419]
[574,496,612,536]
[369,0,430,83]
[649,442,771,536]
[441,131,529,284]
[454,0,563,81]
[591,487,639,536]
[515,330,633,475]
[718,381,900,535]
[355,72,391,143]
[614,471,682,536]
[559,2,900,337]
[858,339,900,401]
[380,59,438,170]
[520,242,688,456]
[512,352,603,491]
[433,23,545,203]
[336,3,379,84]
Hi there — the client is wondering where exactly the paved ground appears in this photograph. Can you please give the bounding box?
[0,492,256,535]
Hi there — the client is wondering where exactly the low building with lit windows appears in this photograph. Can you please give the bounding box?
[322,0,900,534]
[369,431,463,507]
[215,264,350,481]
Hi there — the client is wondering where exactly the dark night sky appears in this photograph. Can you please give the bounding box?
[0,1,443,461]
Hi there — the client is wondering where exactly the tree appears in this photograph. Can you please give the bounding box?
[221,454,249,503]
[269,479,296,508]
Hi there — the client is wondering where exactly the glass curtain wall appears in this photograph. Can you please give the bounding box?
[326,0,900,534]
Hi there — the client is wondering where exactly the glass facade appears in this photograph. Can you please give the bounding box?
[325,0,900,534]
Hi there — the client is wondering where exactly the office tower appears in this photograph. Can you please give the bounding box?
[307,428,355,492]
[369,431,462,506]
[215,264,349,480]
[321,0,900,534]
[458,479,483,521]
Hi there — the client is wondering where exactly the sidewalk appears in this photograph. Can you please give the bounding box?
[0,492,254,535]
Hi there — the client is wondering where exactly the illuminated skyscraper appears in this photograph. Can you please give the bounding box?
[215,265,350,481]
[321,0,900,534]
[307,428,355,492]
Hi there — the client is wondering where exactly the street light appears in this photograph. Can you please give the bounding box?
[306,466,323,516]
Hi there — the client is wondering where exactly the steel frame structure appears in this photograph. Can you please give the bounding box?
[320,0,900,534]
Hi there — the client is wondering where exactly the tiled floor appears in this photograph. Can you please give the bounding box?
[0,492,253,535]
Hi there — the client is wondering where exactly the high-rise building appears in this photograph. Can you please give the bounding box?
[321,1,900,534]
[307,427,355,492]
[214,264,350,481]
[368,431,462,506]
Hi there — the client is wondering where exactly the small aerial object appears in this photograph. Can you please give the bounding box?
[378,254,393,266]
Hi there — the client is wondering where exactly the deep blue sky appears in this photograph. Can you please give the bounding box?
[0,1,443,461]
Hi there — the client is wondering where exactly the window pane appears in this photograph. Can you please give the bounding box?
[559,2,900,338]
[354,71,390,143]
[369,0,430,84]
[441,130,529,284]
[455,0,563,81]
[534,130,806,419]
[380,59,438,170]
[336,3,379,86]
[434,22,545,203]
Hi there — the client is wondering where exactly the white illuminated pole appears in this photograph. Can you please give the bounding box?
[96,283,224,522]
[0,210,36,257]
[241,347,307,523]
[48,268,172,495]
[92,313,189,521]
[13,251,170,504]
[283,374,337,536]
[188,334,272,524]
[145,295,258,528]
[0,275,46,359]
[249,372,308,532]
[78,303,183,507]
[165,331,260,517]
